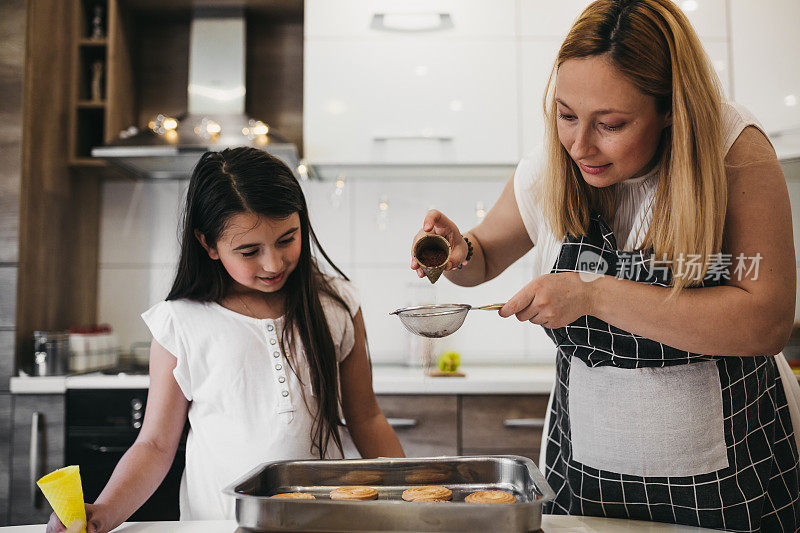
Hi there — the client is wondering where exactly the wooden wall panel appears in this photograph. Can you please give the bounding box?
[16,0,100,372]
[247,12,303,153]
[0,394,10,525]
[0,268,17,329]
[0,0,25,265]
[134,14,190,126]
[106,0,136,141]
[0,331,13,391]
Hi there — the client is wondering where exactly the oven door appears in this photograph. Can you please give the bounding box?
[66,389,186,521]
[67,430,186,521]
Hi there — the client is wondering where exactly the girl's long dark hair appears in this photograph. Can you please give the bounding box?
[168,147,349,458]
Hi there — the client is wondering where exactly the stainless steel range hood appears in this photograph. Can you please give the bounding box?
[92,11,300,179]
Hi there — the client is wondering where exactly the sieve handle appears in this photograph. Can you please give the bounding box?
[473,303,505,311]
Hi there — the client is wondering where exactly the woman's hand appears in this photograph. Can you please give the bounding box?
[499,272,598,328]
[46,503,113,533]
[411,210,469,277]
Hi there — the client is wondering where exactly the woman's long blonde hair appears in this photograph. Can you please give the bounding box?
[540,0,726,293]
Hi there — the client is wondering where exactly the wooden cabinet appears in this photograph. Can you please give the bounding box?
[342,394,458,458]
[343,393,548,464]
[377,395,458,457]
[9,395,65,525]
[461,395,548,464]
[68,0,135,165]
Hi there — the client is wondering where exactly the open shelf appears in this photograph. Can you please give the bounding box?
[75,107,105,158]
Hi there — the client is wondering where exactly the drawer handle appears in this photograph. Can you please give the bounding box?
[370,13,454,33]
[387,418,418,428]
[82,443,132,454]
[373,133,454,142]
[503,418,545,429]
[30,412,42,509]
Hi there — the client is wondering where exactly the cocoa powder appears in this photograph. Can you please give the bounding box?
[417,247,447,267]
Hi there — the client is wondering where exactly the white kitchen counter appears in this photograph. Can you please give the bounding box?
[9,364,557,395]
[0,516,721,532]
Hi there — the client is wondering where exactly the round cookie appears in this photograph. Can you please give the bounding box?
[464,490,516,504]
[270,492,315,499]
[404,466,451,485]
[329,486,379,501]
[401,486,453,502]
[340,470,383,485]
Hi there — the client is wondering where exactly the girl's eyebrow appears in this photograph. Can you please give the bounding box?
[556,98,631,116]
[278,227,299,239]
[233,242,260,250]
[231,227,299,250]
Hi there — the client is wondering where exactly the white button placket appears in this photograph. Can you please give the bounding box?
[266,321,294,419]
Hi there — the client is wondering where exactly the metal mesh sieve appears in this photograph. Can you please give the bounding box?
[389,304,473,338]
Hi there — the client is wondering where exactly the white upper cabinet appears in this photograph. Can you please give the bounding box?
[305,0,515,39]
[519,0,594,39]
[730,0,800,160]
[677,0,727,40]
[677,0,731,96]
[304,0,519,165]
[519,41,560,157]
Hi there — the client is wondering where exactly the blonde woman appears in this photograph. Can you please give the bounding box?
[410,0,798,530]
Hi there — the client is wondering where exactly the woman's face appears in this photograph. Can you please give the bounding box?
[555,55,670,188]
[199,212,302,295]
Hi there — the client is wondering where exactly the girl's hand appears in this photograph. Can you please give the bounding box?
[410,210,469,277]
[46,503,113,533]
[499,272,598,328]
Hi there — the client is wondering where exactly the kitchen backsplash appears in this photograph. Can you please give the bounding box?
[98,162,800,364]
[97,171,556,364]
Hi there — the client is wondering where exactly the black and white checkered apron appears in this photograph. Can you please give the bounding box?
[541,212,800,532]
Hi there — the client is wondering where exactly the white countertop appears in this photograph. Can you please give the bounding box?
[0,516,721,532]
[9,364,557,395]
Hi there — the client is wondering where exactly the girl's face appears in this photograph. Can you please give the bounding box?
[555,55,671,188]
[199,212,302,295]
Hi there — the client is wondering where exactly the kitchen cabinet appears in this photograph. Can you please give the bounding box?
[730,0,800,161]
[68,0,135,165]
[342,394,458,457]
[305,0,515,40]
[342,393,548,461]
[461,395,547,463]
[376,395,459,456]
[303,0,519,165]
[9,395,65,525]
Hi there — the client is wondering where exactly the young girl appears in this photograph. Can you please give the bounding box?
[48,147,404,532]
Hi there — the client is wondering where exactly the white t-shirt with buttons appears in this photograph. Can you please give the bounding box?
[141,276,359,520]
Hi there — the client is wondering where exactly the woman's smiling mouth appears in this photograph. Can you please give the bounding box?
[578,162,612,175]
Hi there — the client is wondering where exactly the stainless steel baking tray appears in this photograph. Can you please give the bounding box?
[224,455,554,532]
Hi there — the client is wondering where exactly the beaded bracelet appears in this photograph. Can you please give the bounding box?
[457,235,474,269]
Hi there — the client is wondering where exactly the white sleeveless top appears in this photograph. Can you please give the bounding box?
[514,101,767,276]
[141,277,360,520]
